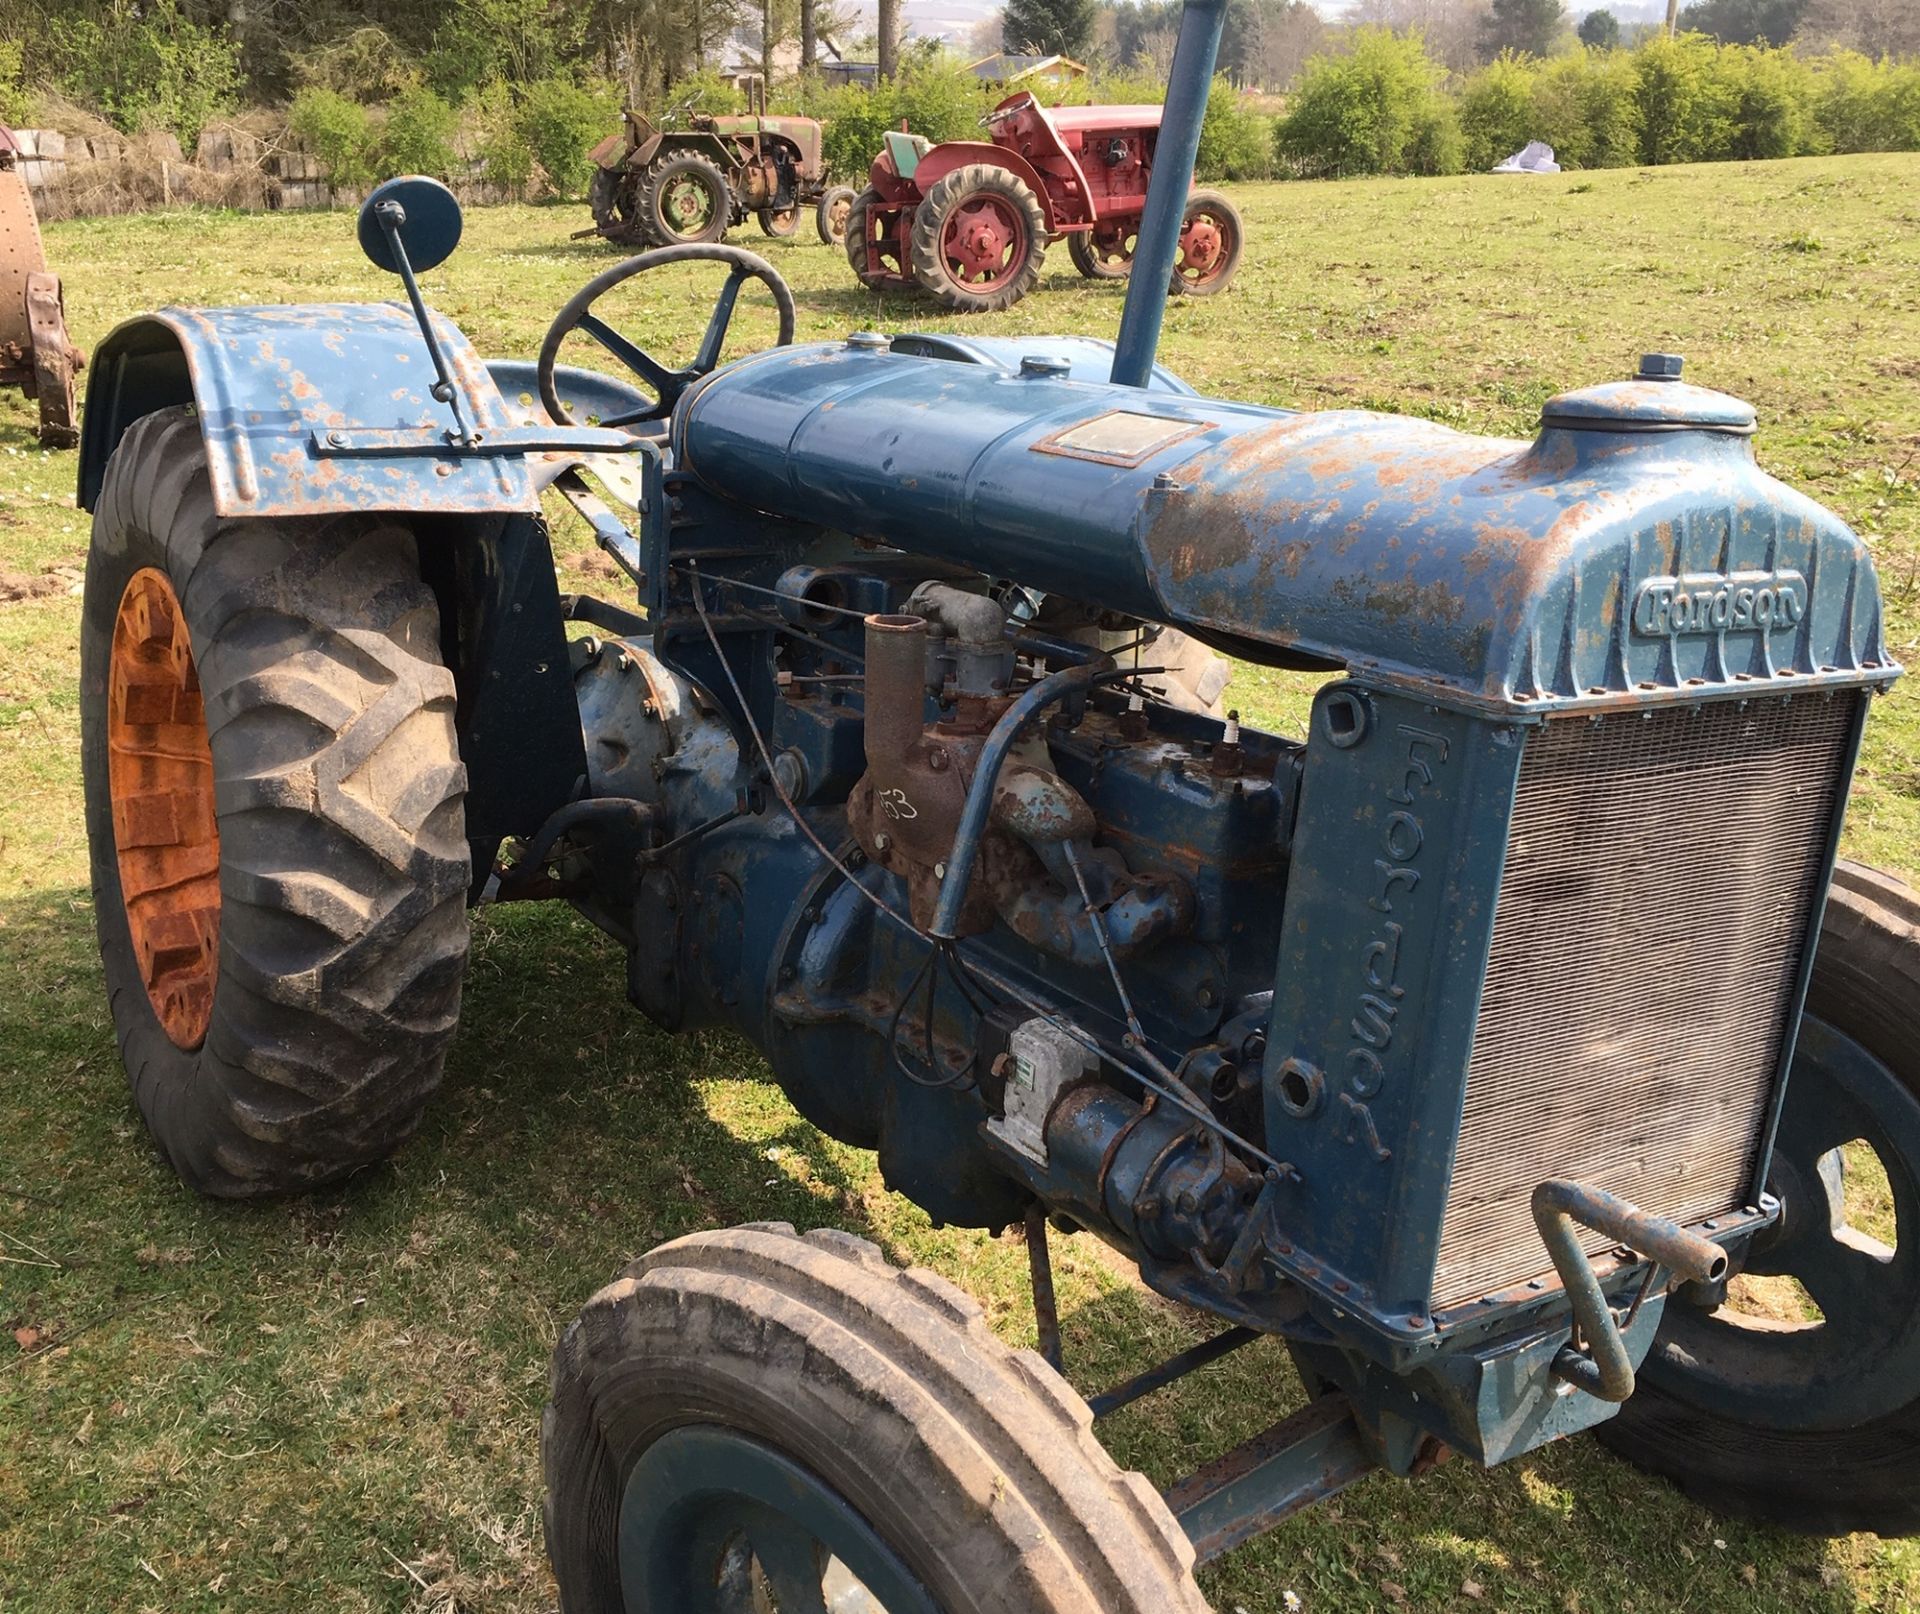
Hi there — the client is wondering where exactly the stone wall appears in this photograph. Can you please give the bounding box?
[14,125,512,219]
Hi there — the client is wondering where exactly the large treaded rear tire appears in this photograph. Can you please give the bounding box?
[1594,860,1920,1536]
[636,150,732,247]
[590,166,648,248]
[909,163,1047,314]
[543,1223,1210,1613]
[80,407,470,1197]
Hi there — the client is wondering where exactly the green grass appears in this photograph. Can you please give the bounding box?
[2,153,1917,1613]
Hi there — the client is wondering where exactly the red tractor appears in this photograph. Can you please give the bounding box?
[845,92,1245,313]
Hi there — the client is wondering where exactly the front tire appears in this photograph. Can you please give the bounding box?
[844,186,914,293]
[1068,222,1136,280]
[543,1223,1209,1613]
[1595,861,1920,1536]
[80,408,470,1197]
[817,184,855,246]
[1169,190,1243,297]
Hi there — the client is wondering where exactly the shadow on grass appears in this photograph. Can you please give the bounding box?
[1052,1282,1882,1613]
[0,886,1893,1613]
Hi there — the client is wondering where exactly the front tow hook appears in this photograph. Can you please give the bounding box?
[1531,1179,1729,1403]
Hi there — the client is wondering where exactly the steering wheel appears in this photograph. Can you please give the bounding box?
[536,244,796,430]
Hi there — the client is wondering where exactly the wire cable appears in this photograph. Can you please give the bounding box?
[684,560,1287,1173]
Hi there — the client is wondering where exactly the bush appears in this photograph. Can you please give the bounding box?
[0,40,34,127]
[469,80,534,194]
[377,86,459,179]
[1277,27,1449,177]
[659,69,747,119]
[1198,75,1276,180]
[1529,48,1641,168]
[510,75,619,197]
[1723,43,1815,160]
[288,86,375,187]
[41,0,241,147]
[1407,97,1466,175]
[816,64,994,182]
[1633,33,1738,164]
[1458,54,1537,172]
[1813,52,1920,154]
[289,26,422,104]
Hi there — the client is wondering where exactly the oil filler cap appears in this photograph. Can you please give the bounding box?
[1539,353,1756,436]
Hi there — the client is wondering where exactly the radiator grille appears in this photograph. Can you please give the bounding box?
[1431,693,1859,1311]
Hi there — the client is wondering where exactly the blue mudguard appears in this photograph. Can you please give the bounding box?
[76,303,637,519]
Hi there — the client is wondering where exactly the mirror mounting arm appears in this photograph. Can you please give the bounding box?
[373,198,480,448]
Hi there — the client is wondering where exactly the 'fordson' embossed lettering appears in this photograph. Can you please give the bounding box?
[1630,569,1808,637]
[1339,723,1450,1164]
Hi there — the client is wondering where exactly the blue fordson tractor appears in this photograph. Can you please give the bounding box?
[73,4,1919,1608]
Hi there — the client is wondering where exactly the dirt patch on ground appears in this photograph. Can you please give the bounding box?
[0,554,86,605]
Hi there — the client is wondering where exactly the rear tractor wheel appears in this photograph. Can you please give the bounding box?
[80,407,470,1196]
[590,166,649,248]
[1595,861,1920,1536]
[909,164,1048,314]
[638,152,732,247]
[543,1223,1209,1613]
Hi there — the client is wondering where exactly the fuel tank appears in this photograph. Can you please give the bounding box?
[674,340,1893,713]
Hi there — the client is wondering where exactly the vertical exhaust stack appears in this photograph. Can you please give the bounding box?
[1109,0,1229,389]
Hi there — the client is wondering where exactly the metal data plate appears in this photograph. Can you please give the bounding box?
[1032,409,1213,468]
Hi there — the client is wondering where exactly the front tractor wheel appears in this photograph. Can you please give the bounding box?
[1595,861,1920,1536]
[909,164,1048,314]
[845,186,915,293]
[1169,190,1244,297]
[1068,222,1137,280]
[817,184,856,246]
[80,408,470,1197]
[543,1224,1209,1614]
[757,204,800,239]
[638,151,732,246]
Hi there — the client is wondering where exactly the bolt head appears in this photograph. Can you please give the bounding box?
[1637,351,1684,381]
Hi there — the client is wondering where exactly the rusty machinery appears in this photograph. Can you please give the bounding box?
[0,125,81,447]
[65,7,1920,1608]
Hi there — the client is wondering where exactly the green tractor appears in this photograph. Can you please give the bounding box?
[587,81,855,249]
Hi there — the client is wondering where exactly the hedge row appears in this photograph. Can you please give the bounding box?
[1281,31,1920,179]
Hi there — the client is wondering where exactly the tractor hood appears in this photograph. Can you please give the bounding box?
[674,339,1897,713]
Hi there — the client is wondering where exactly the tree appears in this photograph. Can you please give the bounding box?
[1257,0,1326,89]
[1348,0,1492,73]
[1677,0,1805,46]
[1277,26,1450,174]
[1796,0,1920,60]
[1480,0,1567,58]
[878,0,901,76]
[1577,8,1620,46]
[1002,0,1097,58]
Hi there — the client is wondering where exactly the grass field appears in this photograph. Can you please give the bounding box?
[2,152,1917,1614]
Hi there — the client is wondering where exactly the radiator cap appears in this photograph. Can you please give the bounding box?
[1539,355,1756,436]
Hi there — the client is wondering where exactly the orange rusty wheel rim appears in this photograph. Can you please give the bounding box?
[107,568,220,1049]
